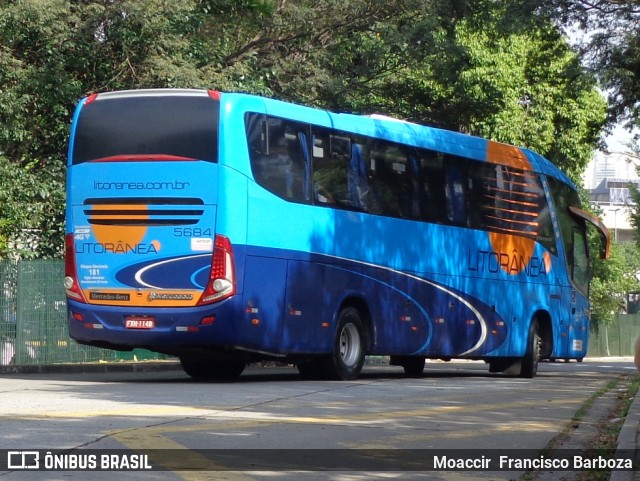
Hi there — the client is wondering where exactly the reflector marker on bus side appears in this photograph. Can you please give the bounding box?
[83,323,104,329]
[176,326,199,332]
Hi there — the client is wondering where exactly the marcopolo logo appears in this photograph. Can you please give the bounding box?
[148,292,194,302]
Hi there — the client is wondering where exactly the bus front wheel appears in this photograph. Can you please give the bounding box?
[324,306,366,380]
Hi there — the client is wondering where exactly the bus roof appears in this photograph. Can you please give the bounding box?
[237,92,574,186]
[83,88,575,188]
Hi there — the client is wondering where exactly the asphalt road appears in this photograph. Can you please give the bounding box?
[0,358,636,481]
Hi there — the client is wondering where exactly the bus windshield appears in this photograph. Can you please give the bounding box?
[71,90,219,164]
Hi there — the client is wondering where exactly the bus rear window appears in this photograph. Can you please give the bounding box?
[72,93,219,164]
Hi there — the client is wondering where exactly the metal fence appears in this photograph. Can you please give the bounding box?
[1,260,638,365]
[589,313,640,357]
[0,260,163,366]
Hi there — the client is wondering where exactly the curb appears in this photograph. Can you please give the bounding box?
[610,385,640,481]
[0,360,182,375]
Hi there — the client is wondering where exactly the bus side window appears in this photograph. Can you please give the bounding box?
[472,162,557,252]
[283,125,309,202]
[536,181,555,253]
[348,141,368,210]
[444,159,467,225]
[416,151,446,224]
[367,140,412,218]
[465,160,485,229]
[245,114,309,203]
[312,128,349,205]
[245,113,264,157]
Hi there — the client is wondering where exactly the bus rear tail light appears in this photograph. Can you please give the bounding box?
[64,233,87,303]
[197,235,236,305]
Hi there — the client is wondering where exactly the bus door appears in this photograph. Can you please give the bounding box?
[547,178,606,360]
[565,226,591,358]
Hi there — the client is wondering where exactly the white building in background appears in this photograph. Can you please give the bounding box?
[582,150,640,243]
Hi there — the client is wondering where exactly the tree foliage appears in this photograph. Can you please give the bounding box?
[629,158,640,244]
[535,0,640,133]
[589,240,640,328]
[0,0,608,258]
[0,158,65,259]
[304,0,607,179]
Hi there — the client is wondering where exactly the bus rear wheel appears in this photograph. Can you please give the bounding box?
[324,306,366,380]
[180,357,246,382]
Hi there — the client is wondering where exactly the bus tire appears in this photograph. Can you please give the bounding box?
[324,306,366,380]
[180,357,246,382]
[520,319,540,378]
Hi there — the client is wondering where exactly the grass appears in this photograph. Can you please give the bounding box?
[521,373,640,481]
[576,374,639,481]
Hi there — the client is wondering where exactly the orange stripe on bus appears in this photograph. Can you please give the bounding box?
[486,141,532,171]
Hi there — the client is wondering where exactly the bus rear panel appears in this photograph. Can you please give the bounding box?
[66,90,239,354]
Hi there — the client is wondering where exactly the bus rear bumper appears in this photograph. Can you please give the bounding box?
[66,299,241,353]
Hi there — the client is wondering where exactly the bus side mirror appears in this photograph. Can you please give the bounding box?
[599,230,610,260]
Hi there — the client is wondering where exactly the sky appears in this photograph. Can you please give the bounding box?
[605,122,638,153]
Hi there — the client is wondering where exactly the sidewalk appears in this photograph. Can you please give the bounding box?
[611,382,640,481]
[0,359,182,375]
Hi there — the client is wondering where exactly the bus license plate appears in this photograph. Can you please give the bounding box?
[125,316,155,329]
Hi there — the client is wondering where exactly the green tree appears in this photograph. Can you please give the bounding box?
[0,158,64,259]
[0,0,611,259]
[304,0,607,180]
[536,0,640,135]
[0,0,261,258]
[589,240,640,353]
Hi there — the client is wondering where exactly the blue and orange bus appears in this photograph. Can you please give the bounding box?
[65,88,610,380]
